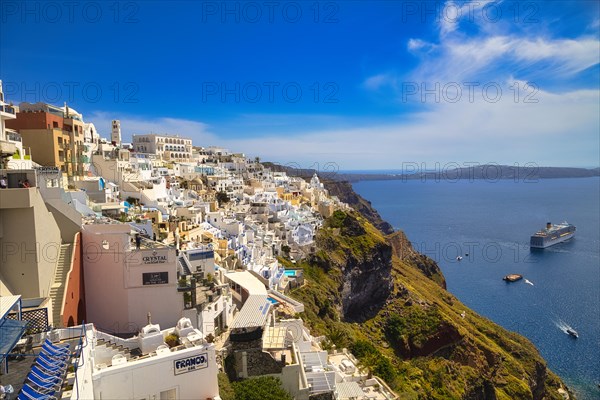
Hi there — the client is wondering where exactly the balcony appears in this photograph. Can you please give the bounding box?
[0,104,16,116]
[0,187,35,208]
[0,139,17,156]
[6,131,22,142]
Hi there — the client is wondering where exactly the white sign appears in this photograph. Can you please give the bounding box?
[174,353,208,375]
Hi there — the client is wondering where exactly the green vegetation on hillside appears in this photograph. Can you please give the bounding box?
[218,373,292,400]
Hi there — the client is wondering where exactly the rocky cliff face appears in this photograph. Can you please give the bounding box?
[386,230,447,290]
[288,209,573,400]
[309,211,394,322]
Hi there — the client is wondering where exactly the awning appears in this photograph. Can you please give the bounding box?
[231,295,271,330]
[0,295,21,320]
[0,318,28,361]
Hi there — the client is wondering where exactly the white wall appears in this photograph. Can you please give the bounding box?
[92,344,219,400]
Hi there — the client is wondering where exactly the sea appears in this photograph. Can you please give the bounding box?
[351,175,600,399]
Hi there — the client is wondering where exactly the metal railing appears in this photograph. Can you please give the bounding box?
[0,104,16,114]
[6,132,22,142]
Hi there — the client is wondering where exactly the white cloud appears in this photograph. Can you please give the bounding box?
[406,35,600,85]
[407,38,437,53]
[363,73,397,91]
[512,37,600,75]
[437,0,497,37]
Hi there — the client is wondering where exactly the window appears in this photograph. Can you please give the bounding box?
[159,389,176,400]
[53,121,59,128]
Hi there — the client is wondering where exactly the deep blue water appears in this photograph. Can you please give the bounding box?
[353,177,600,399]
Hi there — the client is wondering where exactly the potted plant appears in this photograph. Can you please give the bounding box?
[165,333,179,348]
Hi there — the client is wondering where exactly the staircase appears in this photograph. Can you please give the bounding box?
[94,338,133,366]
[49,243,73,328]
[178,255,192,276]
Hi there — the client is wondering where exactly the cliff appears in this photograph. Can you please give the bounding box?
[288,209,572,399]
[321,179,394,234]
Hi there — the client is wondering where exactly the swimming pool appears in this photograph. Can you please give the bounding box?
[284,270,299,277]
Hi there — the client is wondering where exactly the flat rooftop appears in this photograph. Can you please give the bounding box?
[223,271,268,295]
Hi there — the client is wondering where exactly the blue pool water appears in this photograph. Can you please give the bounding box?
[353,177,600,399]
[284,270,298,277]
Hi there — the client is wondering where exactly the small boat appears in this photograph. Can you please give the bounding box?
[456,256,463,261]
[503,274,523,282]
[566,328,578,338]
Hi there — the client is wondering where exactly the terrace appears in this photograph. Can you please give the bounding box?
[0,324,85,400]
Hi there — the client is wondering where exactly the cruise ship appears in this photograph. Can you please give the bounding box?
[530,222,576,249]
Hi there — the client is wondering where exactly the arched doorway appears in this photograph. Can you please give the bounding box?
[77,299,85,324]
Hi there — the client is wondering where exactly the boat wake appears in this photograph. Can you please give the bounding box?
[554,319,575,335]
[524,279,534,286]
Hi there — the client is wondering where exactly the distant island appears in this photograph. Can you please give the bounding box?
[264,163,600,183]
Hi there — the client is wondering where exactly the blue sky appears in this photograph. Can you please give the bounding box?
[1,0,599,168]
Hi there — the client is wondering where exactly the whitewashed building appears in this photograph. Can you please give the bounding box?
[133,134,193,162]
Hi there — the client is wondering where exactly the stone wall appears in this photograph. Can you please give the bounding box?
[244,349,285,377]
[309,391,334,400]
[226,347,286,380]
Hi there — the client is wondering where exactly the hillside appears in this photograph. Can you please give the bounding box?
[286,209,572,399]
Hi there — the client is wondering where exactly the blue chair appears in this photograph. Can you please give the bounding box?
[37,353,67,367]
[31,365,63,380]
[28,368,63,385]
[34,357,61,370]
[18,383,56,400]
[35,356,67,374]
[42,339,70,354]
[26,374,61,392]
[41,345,69,358]
[39,347,69,361]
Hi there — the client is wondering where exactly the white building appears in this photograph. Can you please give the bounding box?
[44,321,220,400]
[133,134,193,162]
